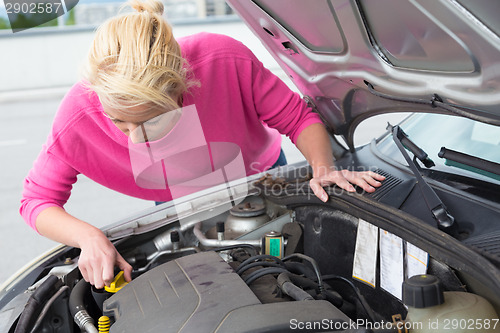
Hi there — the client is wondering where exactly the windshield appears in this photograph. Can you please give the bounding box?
[377,113,500,184]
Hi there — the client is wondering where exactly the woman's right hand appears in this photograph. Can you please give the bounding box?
[77,229,132,289]
[35,207,133,289]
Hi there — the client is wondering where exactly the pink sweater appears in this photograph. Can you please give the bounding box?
[20,33,321,231]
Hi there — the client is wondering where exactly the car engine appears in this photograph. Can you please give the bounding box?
[102,251,352,332]
[4,166,500,333]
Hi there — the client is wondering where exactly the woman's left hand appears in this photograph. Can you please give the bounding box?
[309,169,385,202]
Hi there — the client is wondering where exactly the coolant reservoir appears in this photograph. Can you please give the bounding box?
[403,274,500,332]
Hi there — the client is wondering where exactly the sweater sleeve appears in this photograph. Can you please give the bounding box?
[249,55,322,144]
[20,143,79,233]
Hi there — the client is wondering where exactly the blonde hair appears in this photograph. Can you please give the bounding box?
[84,0,190,116]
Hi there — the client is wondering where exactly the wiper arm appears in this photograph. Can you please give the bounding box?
[391,126,458,237]
[386,123,435,168]
[438,147,500,181]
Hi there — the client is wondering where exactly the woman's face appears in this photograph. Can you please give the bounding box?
[102,103,182,143]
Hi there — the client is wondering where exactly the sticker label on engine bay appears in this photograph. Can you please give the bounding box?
[406,242,428,278]
[352,221,429,300]
[269,238,281,257]
[379,229,405,300]
[352,219,378,288]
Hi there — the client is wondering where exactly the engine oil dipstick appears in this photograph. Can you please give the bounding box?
[171,230,180,251]
[98,316,111,333]
[216,222,225,241]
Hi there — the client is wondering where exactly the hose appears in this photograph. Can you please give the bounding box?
[243,267,288,285]
[29,285,70,333]
[322,275,377,323]
[15,275,61,333]
[283,261,317,280]
[69,279,98,333]
[239,255,343,306]
[284,272,343,307]
[284,272,318,290]
[235,255,285,274]
[237,261,283,275]
[283,253,324,292]
[277,272,314,301]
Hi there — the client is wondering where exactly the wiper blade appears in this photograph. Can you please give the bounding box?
[438,147,500,182]
[387,123,435,168]
[391,126,458,237]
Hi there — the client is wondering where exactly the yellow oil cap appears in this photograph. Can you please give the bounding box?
[104,271,129,293]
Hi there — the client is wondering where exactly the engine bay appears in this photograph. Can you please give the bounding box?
[4,163,500,332]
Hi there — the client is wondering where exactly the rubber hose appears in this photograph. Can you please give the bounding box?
[69,279,90,318]
[243,267,288,285]
[237,261,283,275]
[69,279,98,333]
[283,261,316,279]
[277,272,314,301]
[14,275,61,333]
[286,272,318,289]
[283,253,323,292]
[236,255,285,274]
[29,286,70,333]
[285,273,343,307]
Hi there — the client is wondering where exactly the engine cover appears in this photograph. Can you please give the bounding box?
[103,251,353,332]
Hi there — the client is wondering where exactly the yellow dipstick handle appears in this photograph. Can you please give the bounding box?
[104,271,129,293]
[98,316,111,333]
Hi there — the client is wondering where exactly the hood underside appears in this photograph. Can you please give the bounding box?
[227,0,500,143]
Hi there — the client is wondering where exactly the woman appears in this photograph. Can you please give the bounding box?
[20,0,384,289]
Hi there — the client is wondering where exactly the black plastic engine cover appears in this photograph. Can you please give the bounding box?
[104,251,260,332]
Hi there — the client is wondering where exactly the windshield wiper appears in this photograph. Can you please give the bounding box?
[386,123,435,168]
[438,147,500,182]
[390,125,458,237]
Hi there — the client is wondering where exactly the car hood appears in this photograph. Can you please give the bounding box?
[227,0,500,147]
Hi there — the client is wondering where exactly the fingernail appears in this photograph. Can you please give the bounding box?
[321,194,328,202]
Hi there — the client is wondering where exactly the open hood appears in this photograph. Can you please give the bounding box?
[227,0,500,147]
